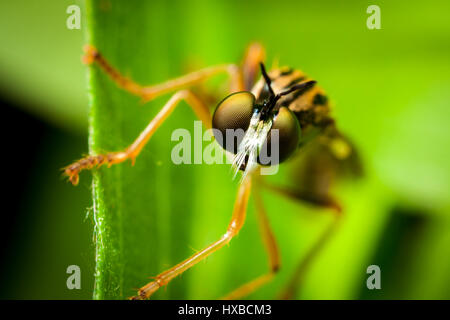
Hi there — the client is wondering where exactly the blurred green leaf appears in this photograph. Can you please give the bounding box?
[0,0,88,132]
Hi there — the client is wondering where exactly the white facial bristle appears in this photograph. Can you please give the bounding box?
[232,111,273,183]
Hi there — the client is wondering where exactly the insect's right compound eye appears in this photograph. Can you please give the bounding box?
[212,91,255,153]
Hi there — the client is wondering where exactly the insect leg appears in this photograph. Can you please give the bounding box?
[241,42,266,90]
[64,90,210,185]
[279,215,340,300]
[259,180,341,299]
[261,182,342,213]
[221,183,280,300]
[83,45,243,101]
[130,177,252,300]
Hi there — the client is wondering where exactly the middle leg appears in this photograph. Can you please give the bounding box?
[64,90,210,185]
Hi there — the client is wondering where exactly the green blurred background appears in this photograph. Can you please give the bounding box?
[0,0,449,299]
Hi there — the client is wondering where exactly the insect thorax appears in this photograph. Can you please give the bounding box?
[251,66,332,133]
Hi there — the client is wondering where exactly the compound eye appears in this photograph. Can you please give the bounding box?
[260,106,301,164]
[212,91,255,153]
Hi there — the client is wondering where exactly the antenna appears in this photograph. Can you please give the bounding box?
[278,80,316,97]
[259,63,275,98]
[259,63,317,118]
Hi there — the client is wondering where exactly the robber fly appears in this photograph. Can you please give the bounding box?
[64,43,361,300]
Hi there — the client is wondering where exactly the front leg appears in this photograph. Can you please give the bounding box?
[221,183,280,300]
[131,177,252,300]
[82,45,243,101]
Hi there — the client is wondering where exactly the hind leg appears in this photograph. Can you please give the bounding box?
[258,179,341,300]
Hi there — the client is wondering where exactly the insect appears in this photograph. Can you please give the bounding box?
[64,43,361,300]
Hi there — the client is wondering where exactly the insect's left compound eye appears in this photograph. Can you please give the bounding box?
[260,106,301,165]
[212,91,255,153]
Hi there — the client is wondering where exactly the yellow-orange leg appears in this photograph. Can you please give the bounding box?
[279,214,341,300]
[260,181,342,300]
[261,181,342,214]
[82,44,244,101]
[64,90,210,185]
[64,44,251,185]
[130,177,252,300]
[241,42,266,91]
[221,183,280,300]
